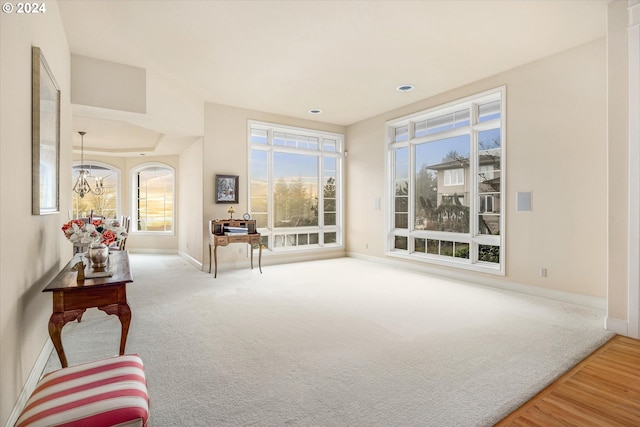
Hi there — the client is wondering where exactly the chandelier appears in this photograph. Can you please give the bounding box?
[72,131,104,198]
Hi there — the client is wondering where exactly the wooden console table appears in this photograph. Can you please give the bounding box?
[42,250,133,368]
[209,219,262,278]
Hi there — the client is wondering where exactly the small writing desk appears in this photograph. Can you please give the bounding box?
[209,219,262,278]
[42,250,133,368]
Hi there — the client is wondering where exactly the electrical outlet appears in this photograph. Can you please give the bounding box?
[539,267,547,278]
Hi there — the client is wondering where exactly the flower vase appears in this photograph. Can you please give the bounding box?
[87,244,109,269]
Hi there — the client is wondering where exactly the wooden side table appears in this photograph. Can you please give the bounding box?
[42,251,133,368]
[208,219,263,278]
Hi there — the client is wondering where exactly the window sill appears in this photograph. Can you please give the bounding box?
[387,250,504,276]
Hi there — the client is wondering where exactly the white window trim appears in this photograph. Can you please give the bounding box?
[130,162,176,235]
[385,86,506,275]
[248,120,344,254]
[444,168,465,186]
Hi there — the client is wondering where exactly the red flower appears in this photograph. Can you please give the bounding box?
[101,230,117,246]
[61,219,85,236]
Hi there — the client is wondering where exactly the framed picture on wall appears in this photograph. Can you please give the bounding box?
[215,174,238,203]
[32,46,60,215]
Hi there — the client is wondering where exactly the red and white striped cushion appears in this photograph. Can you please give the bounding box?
[15,354,149,427]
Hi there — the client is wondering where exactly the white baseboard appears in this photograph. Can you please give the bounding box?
[179,250,203,270]
[605,316,629,335]
[347,252,607,310]
[127,248,178,255]
[5,340,53,427]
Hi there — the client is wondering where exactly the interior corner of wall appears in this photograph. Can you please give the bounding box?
[605,315,628,335]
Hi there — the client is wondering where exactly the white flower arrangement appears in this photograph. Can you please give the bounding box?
[62,218,127,247]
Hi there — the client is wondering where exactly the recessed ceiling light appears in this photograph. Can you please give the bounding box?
[139,153,146,156]
[396,84,415,93]
[308,109,322,115]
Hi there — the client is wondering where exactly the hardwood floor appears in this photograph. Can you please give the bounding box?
[495,335,640,426]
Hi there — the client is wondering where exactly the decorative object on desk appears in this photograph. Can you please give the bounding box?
[243,212,251,220]
[62,218,128,247]
[87,243,109,268]
[32,46,60,215]
[73,131,105,198]
[72,261,85,282]
[84,265,114,278]
[227,206,235,219]
[224,224,249,235]
[215,174,239,203]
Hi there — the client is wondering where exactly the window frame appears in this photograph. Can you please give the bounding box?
[444,168,465,186]
[71,160,121,219]
[248,121,344,254]
[386,87,506,274]
[130,162,176,235]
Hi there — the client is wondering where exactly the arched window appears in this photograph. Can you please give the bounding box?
[71,162,120,219]
[132,163,174,233]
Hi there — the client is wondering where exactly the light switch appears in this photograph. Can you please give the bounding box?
[517,191,532,212]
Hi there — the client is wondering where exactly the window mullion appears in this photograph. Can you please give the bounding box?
[386,87,504,273]
[469,104,479,264]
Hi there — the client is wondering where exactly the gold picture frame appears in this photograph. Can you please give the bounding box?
[32,46,60,215]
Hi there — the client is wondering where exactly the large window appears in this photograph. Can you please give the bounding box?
[132,163,174,233]
[387,87,505,274]
[71,162,120,219]
[249,121,343,252]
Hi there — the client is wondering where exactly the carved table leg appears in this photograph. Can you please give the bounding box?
[98,302,132,356]
[208,243,212,274]
[250,243,254,270]
[258,244,263,274]
[48,309,85,368]
[48,312,68,368]
[214,245,219,278]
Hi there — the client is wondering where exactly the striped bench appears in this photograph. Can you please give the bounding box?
[15,354,149,427]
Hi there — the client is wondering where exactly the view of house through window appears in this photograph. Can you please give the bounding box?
[387,87,505,273]
[71,163,119,219]
[249,121,342,251]
[133,164,174,232]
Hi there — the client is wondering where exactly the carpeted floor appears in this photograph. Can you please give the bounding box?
[45,254,614,426]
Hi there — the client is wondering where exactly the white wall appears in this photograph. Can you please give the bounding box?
[179,137,204,264]
[346,38,607,300]
[71,54,146,113]
[606,0,630,330]
[0,3,72,424]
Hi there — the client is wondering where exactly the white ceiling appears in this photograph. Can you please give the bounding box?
[58,0,609,155]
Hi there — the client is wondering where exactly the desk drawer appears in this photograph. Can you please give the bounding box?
[62,286,123,310]
[228,235,248,243]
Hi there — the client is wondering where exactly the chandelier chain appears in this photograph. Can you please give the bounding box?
[73,131,105,198]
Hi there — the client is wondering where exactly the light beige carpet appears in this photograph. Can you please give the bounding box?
[45,254,613,426]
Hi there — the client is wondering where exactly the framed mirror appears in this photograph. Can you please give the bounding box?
[32,46,60,215]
